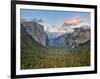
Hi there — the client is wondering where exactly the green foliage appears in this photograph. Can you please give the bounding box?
[21,25,90,69]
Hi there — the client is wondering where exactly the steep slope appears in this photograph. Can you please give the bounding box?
[22,22,48,46]
[65,27,90,48]
[21,24,47,69]
[53,26,90,48]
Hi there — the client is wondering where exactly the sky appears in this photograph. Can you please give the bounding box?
[20,9,91,29]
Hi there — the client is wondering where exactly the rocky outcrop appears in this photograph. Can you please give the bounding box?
[64,27,90,48]
[21,21,48,46]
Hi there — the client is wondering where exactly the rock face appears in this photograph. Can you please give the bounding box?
[21,21,90,48]
[21,22,48,46]
[64,27,90,48]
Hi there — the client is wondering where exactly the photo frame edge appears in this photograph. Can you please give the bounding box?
[11,0,97,78]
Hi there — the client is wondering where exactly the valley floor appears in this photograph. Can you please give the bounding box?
[21,45,90,69]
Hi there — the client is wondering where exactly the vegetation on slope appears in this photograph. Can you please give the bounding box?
[21,24,47,69]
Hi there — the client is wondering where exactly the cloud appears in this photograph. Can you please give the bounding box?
[63,17,82,26]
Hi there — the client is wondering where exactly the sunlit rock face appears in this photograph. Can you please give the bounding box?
[64,27,90,48]
[22,21,48,46]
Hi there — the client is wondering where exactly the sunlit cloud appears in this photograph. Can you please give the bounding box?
[63,17,83,26]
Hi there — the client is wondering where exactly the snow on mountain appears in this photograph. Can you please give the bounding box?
[45,25,72,39]
[43,21,90,47]
[44,22,90,39]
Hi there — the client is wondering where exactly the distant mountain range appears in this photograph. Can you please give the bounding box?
[21,21,90,48]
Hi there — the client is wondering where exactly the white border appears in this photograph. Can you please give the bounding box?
[16,4,95,75]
